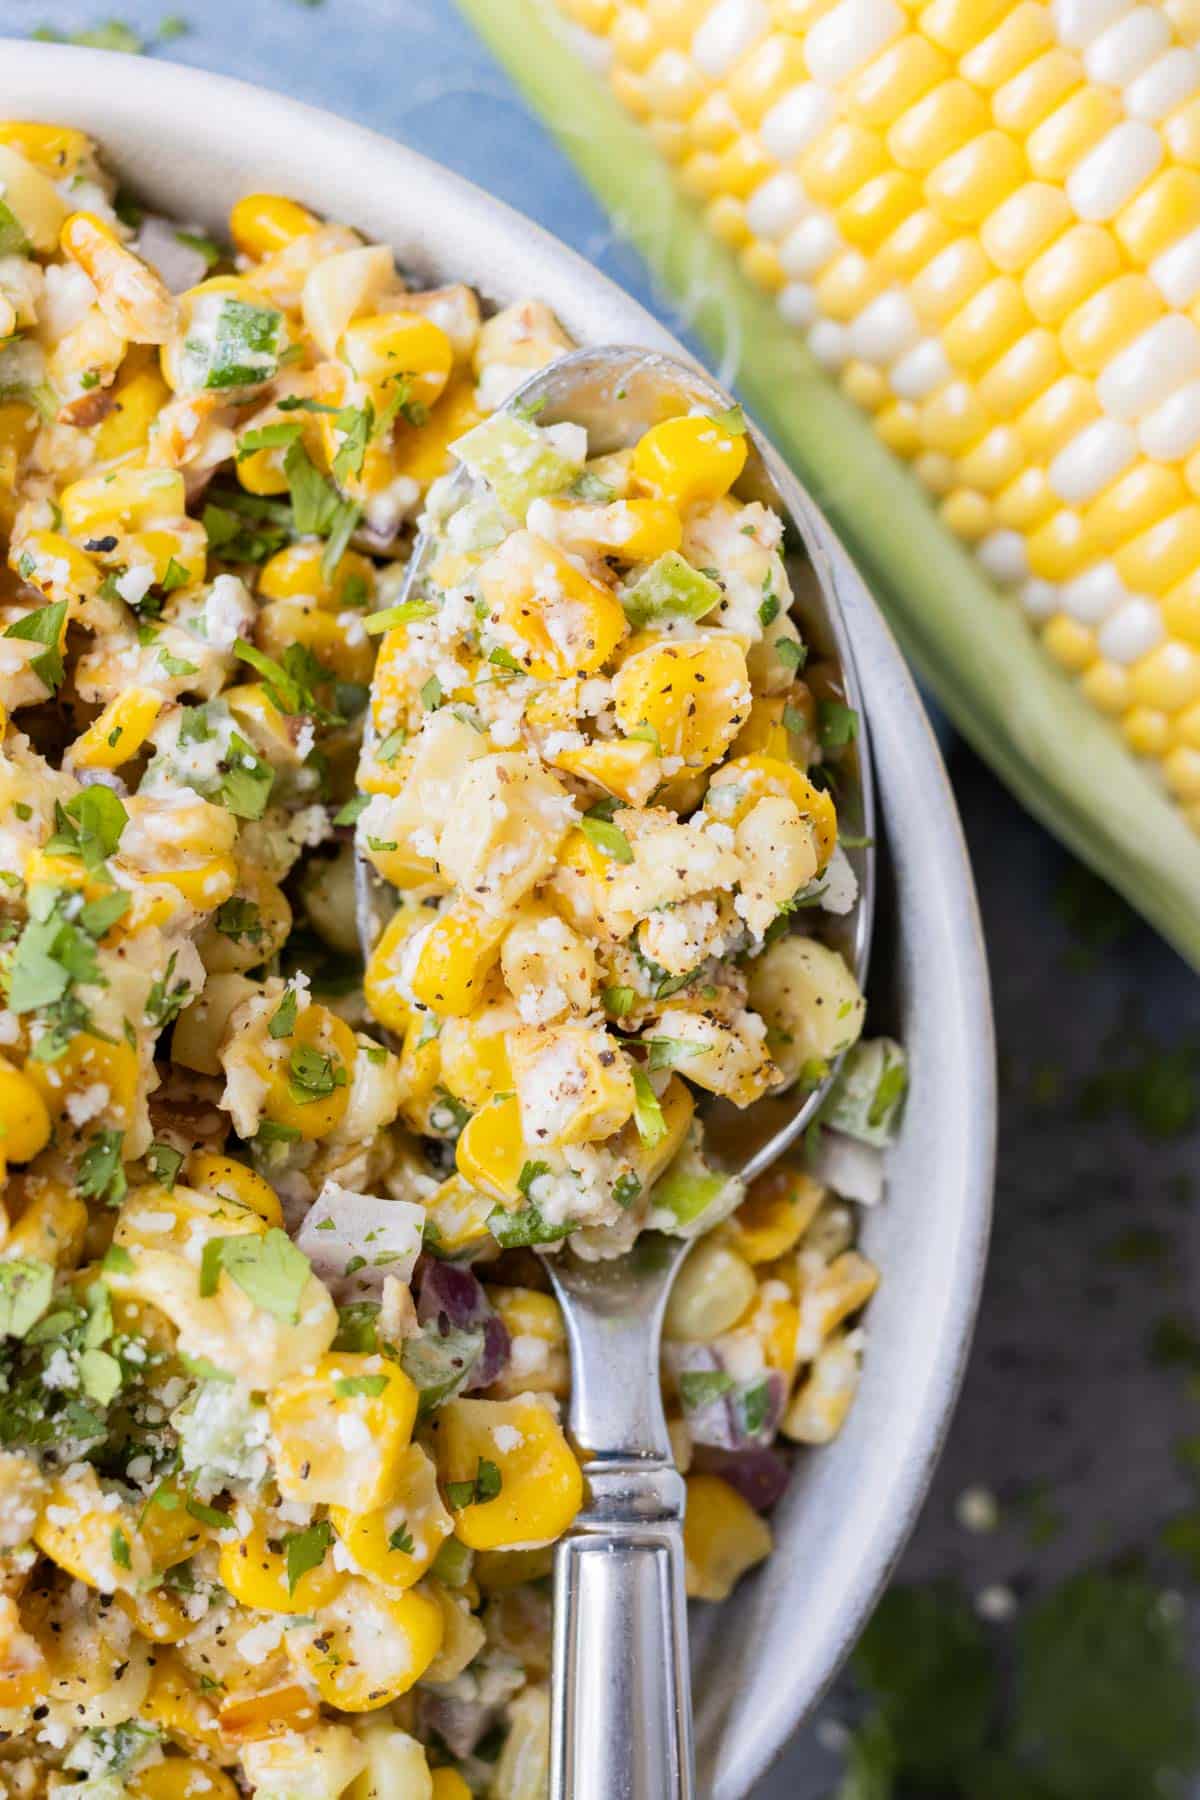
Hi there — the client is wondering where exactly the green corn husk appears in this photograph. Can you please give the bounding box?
[456,0,1200,971]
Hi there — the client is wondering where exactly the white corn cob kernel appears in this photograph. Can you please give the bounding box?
[848,292,920,364]
[1084,7,1171,86]
[760,84,836,160]
[1138,381,1200,460]
[1097,315,1200,421]
[778,282,817,326]
[746,172,809,240]
[809,319,850,369]
[1061,562,1127,623]
[977,530,1029,585]
[693,0,769,78]
[1066,121,1162,221]
[1126,47,1200,120]
[1098,596,1164,663]
[889,338,952,400]
[1049,418,1138,502]
[1053,0,1136,50]
[1150,225,1200,306]
[805,0,903,86]
[1020,578,1061,620]
[779,214,842,278]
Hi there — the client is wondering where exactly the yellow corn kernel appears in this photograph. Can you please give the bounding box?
[257,596,374,685]
[707,752,837,865]
[61,464,185,541]
[815,250,886,323]
[727,1165,825,1264]
[438,1004,514,1114]
[941,276,1031,372]
[2,1172,87,1266]
[141,1653,225,1757]
[363,904,430,1035]
[551,736,661,807]
[1116,169,1200,268]
[431,1771,473,1800]
[877,206,954,281]
[1061,275,1164,377]
[1027,511,1097,583]
[510,1021,636,1147]
[1027,86,1121,182]
[1042,614,1098,672]
[1079,659,1131,715]
[837,169,923,252]
[0,1058,50,1165]
[248,1001,357,1140]
[0,143,67,252]
[1130,643,1200,715]
[925,130,1026,228]
[845,35,950,129]
[69,687,163,770]
[911,239,992,325]
[455,1093,525,1203]
[1123,706,1171,757]
[184,1153,283,1226]
[1020,222,1120,329]
[259,540,377,609]
[875,399,922,456]
[477,530,628,679]
[270,1353,419,1511]
[129,1760,239,1800]
[888,78,990,173]
[800,123,888,209]
[329,1444,454,1590]
[26,1033,138,1136]
[218,1512,344,1614]
[215,1679,319,1744]
[340,311,455,411]
[612,635,750,769]
[940,489,991,540]
[410,901,509,1018]
[487,1287,570,1399]
[34,1469,146,1592]
[783,1331,863,1443]
[683,1473,772,1602]
[421,1175,496,1257]
[11,530,101,608]
[94,358,172,463]
[61,210,175,344]
[230,193,318,259]
[431,1396,584,1551]
[1164,746,1200,801]
[0,121,93,177]
[981,182,1072,274]
[1118,508,1200,598]
[1016,374,1100,460]
[728,32,808,122]
[393,371,484,490]
[1165,95,1200,167]
[1165,572,1200,645]
[957,426,1024,492]
[991,41,1081,133]
[288,1579,444,1711]
[800,1249,880,1340]
[1086,465,1186,552]
[921,0,1013,53]
[631,413,747,509]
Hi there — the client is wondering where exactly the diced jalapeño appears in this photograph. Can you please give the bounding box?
[451,412,581,515]
[181,293,285,392]
[621,551,722,628]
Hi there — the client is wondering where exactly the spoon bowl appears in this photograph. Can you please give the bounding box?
[356,344,877,1800]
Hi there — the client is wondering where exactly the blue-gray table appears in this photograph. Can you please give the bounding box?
[10,2,1198,1791]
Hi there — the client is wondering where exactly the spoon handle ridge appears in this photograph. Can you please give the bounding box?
[551,1459,694,1800]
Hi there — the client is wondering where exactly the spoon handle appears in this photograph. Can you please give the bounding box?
[550,1460,694,1800]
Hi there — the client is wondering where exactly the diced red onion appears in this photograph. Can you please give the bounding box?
[692,1445,791,1513]
[135,215,212,293]
[417,1260,510,1391]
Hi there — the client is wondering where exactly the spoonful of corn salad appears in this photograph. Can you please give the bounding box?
[355,344,875,1799]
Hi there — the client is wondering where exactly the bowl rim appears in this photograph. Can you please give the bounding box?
[0,42,997,1796]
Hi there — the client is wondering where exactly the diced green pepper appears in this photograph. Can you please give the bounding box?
[451,412,581,515]
[621,551,721,628]
[181,294,284,392]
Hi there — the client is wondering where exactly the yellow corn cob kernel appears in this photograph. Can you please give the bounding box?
[258,540,376,609]
[34,1468,147,1593]
[510,1020,636,1147]
[249,1001,357,1141]
[422,1174,496,1256]
[1042,616,1097,676]
[339,311,455,411]
[1166,571,1200,645]
[1118,508,1200,598]
[683,1473,772,1602]
[430,1396,584,1551]
[218,1511,344,1613]
[846,35,950,129]
[612,635,750,768]
[26,1033,138,1136]
[129,1759,240,1800]
[838,169,923,252]
[552,735,662,807]
[431,1771,473,1800]
[184,1152,283,1226]
[727,1166,825,1264]
[1166,746,1200,801]
[330,1443,454,1591]
[230,192,319,259]
[141,1652,226,1756]
[1061,275,1164,376]
[0,1057,50,1165]
[963,4,1054,92]
[1166,95,1200,166]
[411,901,509,1018]
[477,530,628,679]
[455,1092,525,1202]
[270,1352,419,1511]
[61,464,186,542]
[69,686,163,769]
[94,356,173,463]
[1080,660,1131,715]
[1124,706,1171,756]
[287,1579,444,1711]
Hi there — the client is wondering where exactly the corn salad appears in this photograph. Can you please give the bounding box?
[549,0,1200,831]
[0,125,893,1799]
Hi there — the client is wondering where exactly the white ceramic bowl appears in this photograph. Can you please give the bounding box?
[1,46,997,1797]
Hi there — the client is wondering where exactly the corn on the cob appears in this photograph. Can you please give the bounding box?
[552,0,1200,820]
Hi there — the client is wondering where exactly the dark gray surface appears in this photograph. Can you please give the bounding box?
[13,4,1199,1791]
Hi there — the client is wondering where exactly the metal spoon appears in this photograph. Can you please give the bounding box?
[355,346,874,1800]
